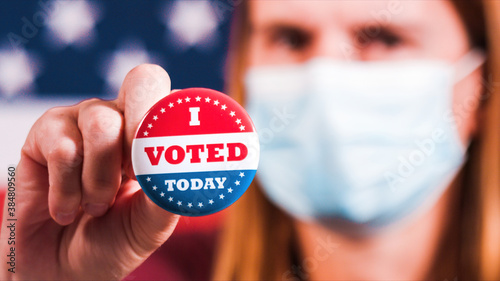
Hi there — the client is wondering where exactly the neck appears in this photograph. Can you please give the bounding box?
[293,183,459,281]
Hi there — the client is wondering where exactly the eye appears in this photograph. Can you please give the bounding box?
[268,25,312,51]
[355,26,403,48]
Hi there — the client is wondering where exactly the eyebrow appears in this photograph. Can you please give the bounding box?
[250,6,427,44]
[253,19,422,43]
[250,18,315,34]
[354,20,421,35]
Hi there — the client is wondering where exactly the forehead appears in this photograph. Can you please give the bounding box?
[249,0,457,29]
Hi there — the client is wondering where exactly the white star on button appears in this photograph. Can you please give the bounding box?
[160,192,165,197]
[168,196,173,202]
[208,199,214,205]
[228,188,233,193]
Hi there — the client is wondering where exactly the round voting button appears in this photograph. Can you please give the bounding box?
[131,88,259,216]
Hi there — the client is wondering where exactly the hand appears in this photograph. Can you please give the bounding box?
[1,64,180,280]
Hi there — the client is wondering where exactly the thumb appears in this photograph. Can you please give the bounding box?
[114,64,180,251]
[124,178,180,256]
[115,64,172,179]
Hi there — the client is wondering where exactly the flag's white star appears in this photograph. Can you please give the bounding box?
[147,123,153,129]
[219,194,225,199]
[235,119,241,124]
[239,125,245,131]
[163,1,220,50]
[152,185,157,191]
[228,188,233,193]
[208,199,214,205]
[198,202,204,208]
[205,97,211,103]
[195,96,201,101]
[239,172,245,178]
[235,180,240,186]
[185,97,191,102]
[177,98,182,104]
[44,1,102,49]
[168,196,173,202]
[214,100,219,106]
[221,105,227,110]
[160,192,165,197]
[99,40,160,93]
[143,131,149,136]
[0,48,40,98]
[153,115,158,121]
[169,102,174,108]
[188,202,193,208]
[177,201,182,206]
[230,111,235,117]
[160,108,166,113]
[146,177,151,182]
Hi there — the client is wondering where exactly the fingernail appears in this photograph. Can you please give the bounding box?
[84,203,109,217]
[56,211,77,225]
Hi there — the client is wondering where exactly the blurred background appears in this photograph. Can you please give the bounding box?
[0,0,235,184]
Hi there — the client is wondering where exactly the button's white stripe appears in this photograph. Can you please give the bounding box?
[132,132,260,175]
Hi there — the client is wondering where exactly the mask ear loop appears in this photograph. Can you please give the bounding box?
[453,49,487,83]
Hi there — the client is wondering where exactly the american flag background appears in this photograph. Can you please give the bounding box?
[0,0,236,184]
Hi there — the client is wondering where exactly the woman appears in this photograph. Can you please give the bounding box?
[2,1,499,280]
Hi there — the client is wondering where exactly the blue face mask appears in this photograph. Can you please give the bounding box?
[244,52,485,231]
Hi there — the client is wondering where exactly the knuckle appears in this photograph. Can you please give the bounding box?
[20,141,33,158]
[48,138,83,170]
[39,115,69,133]
[37,107,76,137]
[42,106,70,120]
[26,106,80,165]
[82,106,123,142]
[79,97,103,108]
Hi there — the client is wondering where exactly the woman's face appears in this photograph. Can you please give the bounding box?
[247,0,483,144]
